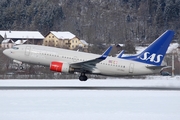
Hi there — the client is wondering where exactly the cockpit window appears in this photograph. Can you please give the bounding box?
[12,46,19,50]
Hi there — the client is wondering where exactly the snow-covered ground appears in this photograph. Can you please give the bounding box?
[0,76,180,120]
[0,75,180,87]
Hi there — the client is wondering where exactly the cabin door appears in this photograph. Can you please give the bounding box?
[129,63,134,73]
[25,46,31,56]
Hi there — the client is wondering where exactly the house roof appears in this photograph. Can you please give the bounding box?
[50,31,76,39]
[0,31,44,39]
[80,40,88,45]
[116,44,124,47]
[2,39,14,44]
[15,40,27,45]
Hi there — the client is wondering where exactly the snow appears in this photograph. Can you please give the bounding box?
[0,76,180,120]
[14,40,27,45]
[135,43,179,54]
[121,43,180,57]
[0,76,180,87]
[1,39,14,44]
[0,31,44,39]
[166,43,179,54]
[80,40,88,45]
[50,31,76,39]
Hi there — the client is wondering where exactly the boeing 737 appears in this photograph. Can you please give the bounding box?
[3,30,175,81]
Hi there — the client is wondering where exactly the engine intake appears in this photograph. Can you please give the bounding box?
[50,61,72,73]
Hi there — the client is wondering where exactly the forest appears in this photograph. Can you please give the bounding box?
[0,0,180,77]
[0,0,180,44]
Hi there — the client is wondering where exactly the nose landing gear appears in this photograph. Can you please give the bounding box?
[13,60,23,70]
[19,65,23,70]
[14,64,23,70]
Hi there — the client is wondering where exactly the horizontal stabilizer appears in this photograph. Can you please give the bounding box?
[146,65,171,70]
[146,66,166,69]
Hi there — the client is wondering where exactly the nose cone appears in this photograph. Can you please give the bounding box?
[3,49,7,55]
[3,49,10,57]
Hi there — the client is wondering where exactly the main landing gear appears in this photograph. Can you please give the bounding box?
[79,72,88,81]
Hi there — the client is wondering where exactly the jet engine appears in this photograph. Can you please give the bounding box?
[50,61,74,73]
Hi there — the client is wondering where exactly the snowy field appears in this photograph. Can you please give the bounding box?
[0,76,180,120]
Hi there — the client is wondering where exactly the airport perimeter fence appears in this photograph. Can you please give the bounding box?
[0,74,107,79]
[0,74,77,79]
[0,74,149,80]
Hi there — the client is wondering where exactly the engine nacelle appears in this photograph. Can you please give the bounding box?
[50,61,72,73]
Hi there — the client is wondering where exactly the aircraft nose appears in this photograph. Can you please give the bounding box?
[3,49,10,56]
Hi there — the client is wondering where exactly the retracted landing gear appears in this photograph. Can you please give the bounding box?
[79,72,88,81]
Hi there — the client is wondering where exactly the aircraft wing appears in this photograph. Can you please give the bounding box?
[70,46,112,72]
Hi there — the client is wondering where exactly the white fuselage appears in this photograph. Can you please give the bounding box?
[3,45,159,76]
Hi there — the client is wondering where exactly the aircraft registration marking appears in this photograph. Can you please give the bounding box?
[108,60,118,64]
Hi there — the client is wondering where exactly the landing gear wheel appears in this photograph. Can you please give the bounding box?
[79,73,88,81]
[14,64,23,70]
[19,66,23,70]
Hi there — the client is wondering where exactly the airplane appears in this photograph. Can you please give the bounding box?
[3,30,175,81]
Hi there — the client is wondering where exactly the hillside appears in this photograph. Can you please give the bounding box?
[0,0,180,45]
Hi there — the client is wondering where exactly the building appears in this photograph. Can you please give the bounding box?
[1,39,14,48]
[0,31,44,47]
[78,40,89,51]
[43,31,88,50]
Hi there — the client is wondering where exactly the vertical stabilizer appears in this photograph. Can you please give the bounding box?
[121,30,175,66]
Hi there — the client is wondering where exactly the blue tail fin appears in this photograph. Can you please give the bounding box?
[121,30,175,66]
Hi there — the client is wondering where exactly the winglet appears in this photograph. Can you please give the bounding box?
[98,46,113,60]
[116,50,124,58]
